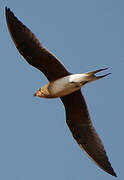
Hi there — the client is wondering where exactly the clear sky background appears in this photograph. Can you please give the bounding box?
[0,0,123,179]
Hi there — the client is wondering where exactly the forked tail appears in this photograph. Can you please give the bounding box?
[83,68,111,83]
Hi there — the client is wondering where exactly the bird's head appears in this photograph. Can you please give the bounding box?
[33,84,50,98]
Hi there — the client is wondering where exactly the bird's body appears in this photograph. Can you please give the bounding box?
[5,7,117,177]
[34,74,83,98]
[34,70,110,98]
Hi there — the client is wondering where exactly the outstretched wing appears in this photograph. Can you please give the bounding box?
[6,7,116,177]
[61,90,117,177]
[5,7,70,81]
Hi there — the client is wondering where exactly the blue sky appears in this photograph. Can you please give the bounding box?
[0,0,123,179]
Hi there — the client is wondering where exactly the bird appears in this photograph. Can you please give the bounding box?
[5,7,117,177]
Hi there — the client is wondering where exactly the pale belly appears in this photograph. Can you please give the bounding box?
[48,74,84,98]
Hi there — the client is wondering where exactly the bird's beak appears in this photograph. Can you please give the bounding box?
[33,90,41,97]
[33,92,37,96]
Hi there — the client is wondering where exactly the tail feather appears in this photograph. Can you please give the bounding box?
[83,68,111,83]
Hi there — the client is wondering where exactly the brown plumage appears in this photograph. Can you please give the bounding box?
[5,7,117,177]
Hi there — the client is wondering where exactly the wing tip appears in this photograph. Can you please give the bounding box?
[110,170,117,177]
[5,6,11,16]
[113,173,117,177]
[5,6,14,24]
[105,164,117,177]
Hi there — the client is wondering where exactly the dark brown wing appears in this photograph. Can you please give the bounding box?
[61,90,117,177]
[5,7,70,81]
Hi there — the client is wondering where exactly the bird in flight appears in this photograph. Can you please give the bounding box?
[5,7,117,177]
